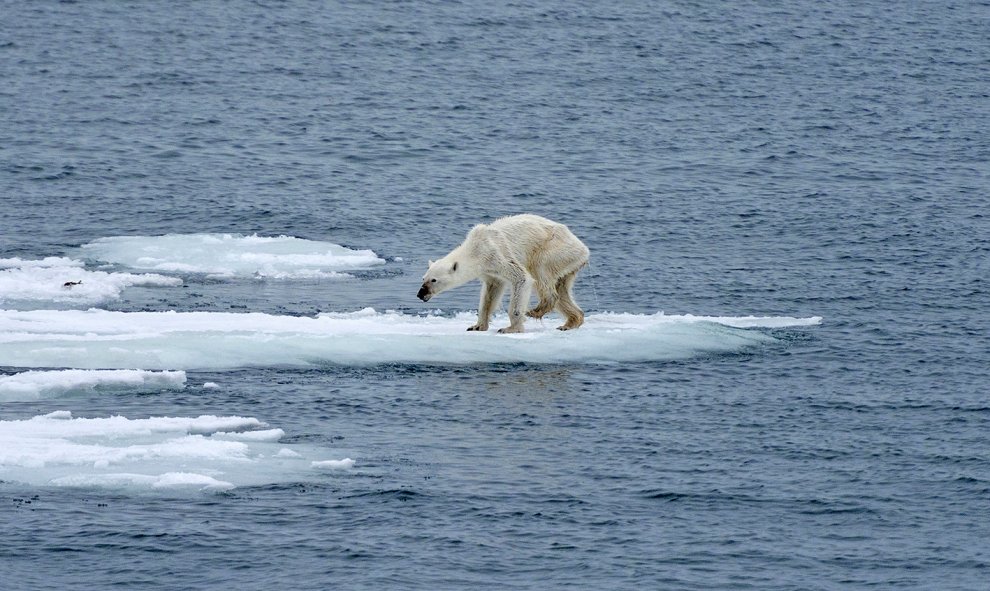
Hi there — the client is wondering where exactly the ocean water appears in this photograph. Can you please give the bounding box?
[1,0,988,589]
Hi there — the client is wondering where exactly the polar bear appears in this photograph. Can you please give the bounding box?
[417,214,590,333]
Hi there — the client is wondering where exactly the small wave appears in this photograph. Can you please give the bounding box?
[342,488,424,501]
[642,489,875,516]
[0,308,821,370]
[79,233,386,278]
[0,411,354,492]
[0,369,186,401]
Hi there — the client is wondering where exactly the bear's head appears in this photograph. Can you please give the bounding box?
[418,259,463,302]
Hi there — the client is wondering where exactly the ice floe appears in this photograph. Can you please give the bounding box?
[80,233,386,278]
[0,411,354,492]
[0,308,821,369]
[0,256,181,307]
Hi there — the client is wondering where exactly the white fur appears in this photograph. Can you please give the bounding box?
[418,214,590,333]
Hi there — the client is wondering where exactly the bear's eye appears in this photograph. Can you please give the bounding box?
[431,278,437,283]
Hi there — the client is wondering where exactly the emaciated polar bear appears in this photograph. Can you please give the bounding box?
[417,214,590,333]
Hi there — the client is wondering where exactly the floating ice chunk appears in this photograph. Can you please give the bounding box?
[0,412,353,492]
[48,472,236,492]
[312,458,355,470]
[0,257,181,307]
[48,472,223,490]
[203,382,221,389]
[0,369,186,401]
[0,257,84,269]
[0,308,822,369]
[667,313,825,329]
[213,429,286,442]
[152,472,236,490]
[80,233,385,278]
[0,411,265,441]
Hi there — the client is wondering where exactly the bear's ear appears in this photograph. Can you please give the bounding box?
[452,261,458,272]
[428,259,434,267]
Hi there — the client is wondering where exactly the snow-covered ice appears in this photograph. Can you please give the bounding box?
[0,307,821,369]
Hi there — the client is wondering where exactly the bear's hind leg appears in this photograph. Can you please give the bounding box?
[555,270,584,330]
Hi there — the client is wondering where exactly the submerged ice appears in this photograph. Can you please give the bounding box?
[0,308,821,369]
[80,233,386,278]
[0,411,354,492]
[0,369,186,402]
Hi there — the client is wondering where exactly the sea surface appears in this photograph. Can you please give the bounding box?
[1,1,988,589]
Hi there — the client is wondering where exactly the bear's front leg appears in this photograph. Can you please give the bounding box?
[498,270,532,334]
[468,278,505,331]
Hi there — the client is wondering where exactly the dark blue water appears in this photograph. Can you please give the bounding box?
[2,0,989,589]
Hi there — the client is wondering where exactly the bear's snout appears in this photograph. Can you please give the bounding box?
[417,285,432,302]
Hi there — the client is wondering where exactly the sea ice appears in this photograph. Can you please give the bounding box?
[311,458,356,470]
[0,308,821,370]
[0,257,181,307]
[0,308,821,369]
[0,412,354,492]
[80,233,386,278]
[0,369,186,402]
